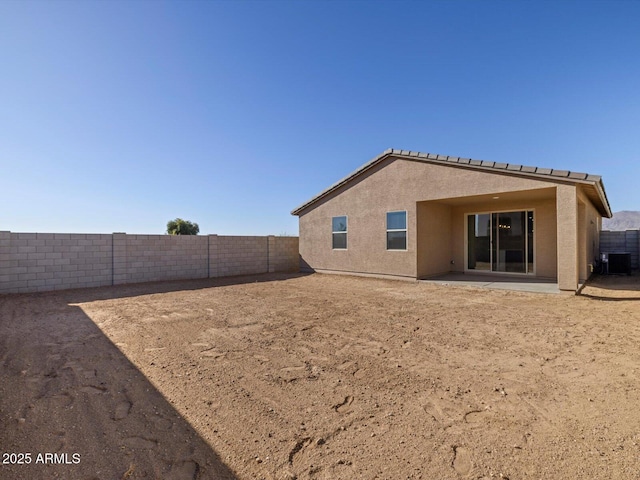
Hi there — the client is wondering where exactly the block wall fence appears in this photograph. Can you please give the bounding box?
[600,229,640,270]
[0,232,299,294]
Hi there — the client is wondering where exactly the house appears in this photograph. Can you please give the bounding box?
[291,149,612,292]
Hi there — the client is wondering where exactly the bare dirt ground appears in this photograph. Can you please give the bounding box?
[1,272,640,480]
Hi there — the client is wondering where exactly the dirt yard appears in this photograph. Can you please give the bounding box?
[1,273,640,479]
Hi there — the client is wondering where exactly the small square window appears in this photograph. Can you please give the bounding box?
[332,216,347,249]
[386,211,407,250]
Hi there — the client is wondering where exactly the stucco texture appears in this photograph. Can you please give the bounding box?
[297,157,603,291]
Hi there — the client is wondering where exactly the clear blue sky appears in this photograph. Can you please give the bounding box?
[1,0,638,235]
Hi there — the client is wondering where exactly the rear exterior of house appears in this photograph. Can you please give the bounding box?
[292,149,612,292]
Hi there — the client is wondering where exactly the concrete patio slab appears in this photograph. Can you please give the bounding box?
[421,273,560,294]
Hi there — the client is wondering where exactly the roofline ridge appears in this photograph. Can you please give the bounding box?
[291,148,611,216]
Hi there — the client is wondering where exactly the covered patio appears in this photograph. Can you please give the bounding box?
[416,187,559,281]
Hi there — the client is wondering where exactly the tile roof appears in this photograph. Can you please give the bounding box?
[386,149,602,181]
[291,148,612,217]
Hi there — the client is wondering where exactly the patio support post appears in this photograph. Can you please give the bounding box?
[556,185,579,291]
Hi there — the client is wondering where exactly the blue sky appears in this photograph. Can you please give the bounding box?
[1,0,638,235]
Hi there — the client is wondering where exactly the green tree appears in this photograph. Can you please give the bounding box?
[166,218,199,235]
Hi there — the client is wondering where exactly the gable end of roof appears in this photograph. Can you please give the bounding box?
[291,148,612,217]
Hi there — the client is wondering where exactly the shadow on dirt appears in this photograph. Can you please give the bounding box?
[578,272,640,301]
[11,272,311,304]
[0,292,238,480]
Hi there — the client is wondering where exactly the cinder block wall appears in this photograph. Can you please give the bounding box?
[269,236,299,273]
[116,234,209,284]
[0,233,113,293]
[215,236,269,277]
[0,232,299,294]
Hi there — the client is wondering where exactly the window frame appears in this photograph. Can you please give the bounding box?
[332,215,348,250]
[386,210,407,251]
[464,208,536,275]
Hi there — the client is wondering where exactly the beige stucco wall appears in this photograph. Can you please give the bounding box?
[417,203,453,277]
[556,184,604,290]
[298,158,417,278]
[577,186,602,283]
[556,185,579,290]
[298,206,417,278]
[298,157,570,280]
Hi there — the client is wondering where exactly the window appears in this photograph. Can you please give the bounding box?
[386,211,407,250]
[466,210,534,274]
[332,216,347,249]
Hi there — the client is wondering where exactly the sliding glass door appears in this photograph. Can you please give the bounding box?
[467,211,534,274]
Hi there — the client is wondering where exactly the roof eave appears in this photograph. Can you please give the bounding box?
[291,149,613,217]
[595,179,613,218]
[291,149,394,215]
